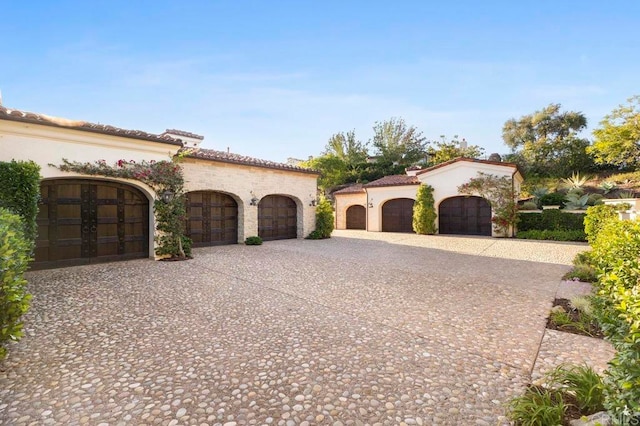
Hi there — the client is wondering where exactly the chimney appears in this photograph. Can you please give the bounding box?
[460,138,468,150]
[162,129,204,148]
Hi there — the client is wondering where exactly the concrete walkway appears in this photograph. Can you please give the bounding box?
[0,231,612,425]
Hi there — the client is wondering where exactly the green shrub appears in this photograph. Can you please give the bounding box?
[312,196,334,239]
[573,251,593,266]
[589,218,640,420]
[563,264,597,282]
[539,192,567,207]
[0,160,41,246]
[547,364,605,414]
[507,386,566,426]
[245,236,263,245]
[519,201,538,210]
[584,204,617,243]
[413,184,437,234]
[587,193,604,206]
[0,208,33,360]
[516,229,586,242]
[518,209,585,233]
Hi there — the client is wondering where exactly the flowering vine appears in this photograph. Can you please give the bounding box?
[51,158,191,259]
[458,172,519,236]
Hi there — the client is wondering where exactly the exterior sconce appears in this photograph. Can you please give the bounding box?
[309,195,318,207]
[368,201,373,208]
[249,191,259,206]
[160,190,175,203]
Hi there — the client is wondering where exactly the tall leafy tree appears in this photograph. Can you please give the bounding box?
[371,117,427,165]
[324,130,369,166]
[502,104,593,177]
[428,135,485,165]
[589,95,640,169]
[301,155,348,192]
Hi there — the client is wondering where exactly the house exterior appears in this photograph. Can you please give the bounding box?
[0,105,318,269]
[334,158,523,237]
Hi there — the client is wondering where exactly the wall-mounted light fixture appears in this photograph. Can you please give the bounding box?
[249,191,259,206]
[160,190,175,203]
[368,200,374,208]
[309,194,318,206]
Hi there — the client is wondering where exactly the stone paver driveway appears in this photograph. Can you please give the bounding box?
[1,231,590,425]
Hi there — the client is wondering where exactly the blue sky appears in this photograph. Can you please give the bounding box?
[2,1,638,162]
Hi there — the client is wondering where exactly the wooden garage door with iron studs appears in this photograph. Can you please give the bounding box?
[185,191,238,247]
[346,205,366,230]
[34,179,149,269]
[438,196,492,236]
[382,198,415,233]
[258,195,297,241]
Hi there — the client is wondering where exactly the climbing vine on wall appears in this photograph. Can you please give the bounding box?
[52,158,191,259]
[458,172,519,236]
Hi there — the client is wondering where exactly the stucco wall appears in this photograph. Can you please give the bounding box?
[334,192,366,229]
[365,185,420,232]
[418,161,521,236]
[0,120,181,257]
[181,158,318,240]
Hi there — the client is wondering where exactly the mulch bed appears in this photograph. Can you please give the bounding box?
[546,298,604,339]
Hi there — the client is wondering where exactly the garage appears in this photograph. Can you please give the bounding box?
[381,198,415,233]
[34,179,149,269]
[258,195,297,241]
[185,191,238,247]
[346,205,366,230]
[438,196,492,236]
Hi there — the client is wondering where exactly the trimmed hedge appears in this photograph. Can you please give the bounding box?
[0,209,33,360]
[517,210,586,242]
[516,229,586,242]
[0,160,41,246]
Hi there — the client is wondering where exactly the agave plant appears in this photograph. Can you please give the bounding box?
[599,181,616,194]
[564,192,589,210]
[562,172,592,190]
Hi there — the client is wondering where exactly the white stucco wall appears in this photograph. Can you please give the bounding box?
[365,185,420,232]
[334,192,366,229]
[181,158,318,240]
[417,161,522,236]
[0,119,182,258]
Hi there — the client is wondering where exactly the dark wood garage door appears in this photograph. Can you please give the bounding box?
[439,196,492,236]
[382,198,415,233]
[258,195,297,241]
[346,205,366,230]
[185,191,238,247]
[34,179,149,269]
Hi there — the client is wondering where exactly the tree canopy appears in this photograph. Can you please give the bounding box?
[371,117,428,165]
[323,130,369,167]
[502,103,594,177]
[428,135,484,165]
[589,95,640,169]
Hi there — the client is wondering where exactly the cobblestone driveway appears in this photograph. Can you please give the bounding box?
[1,231,589,425]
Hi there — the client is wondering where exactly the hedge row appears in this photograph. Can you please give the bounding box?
[518,209,586,232]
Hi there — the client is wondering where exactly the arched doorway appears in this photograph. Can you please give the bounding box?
[258,195,297,241]
[381,198,415,233]
[34,179,149,269]
[185,191,238,247]
[346,205,366,230]
[439,196,492,236]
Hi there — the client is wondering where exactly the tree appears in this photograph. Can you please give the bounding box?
[412,184,437,234]
[589,95,640,169]
[428,135,485,166]
[502,104,593,177]
[301,154,348,192]
[324,130,369,167]
[371,117,427,165]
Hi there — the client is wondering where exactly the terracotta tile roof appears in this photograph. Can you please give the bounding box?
[364,175,420,188]
[333,183,365,195]
[181,148,320,175]
[415,157,520,176]
[0,106,183,146]
[163,129,204,140]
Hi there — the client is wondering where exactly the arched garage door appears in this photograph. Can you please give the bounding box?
[346,205,366,230]
[439,196,492,236]
[258,195,297,241]
[186,191,238,247]
[382,198,415,233]
[34,179,149,269]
